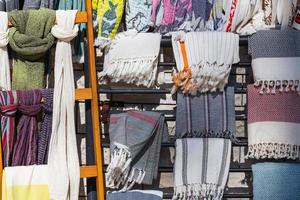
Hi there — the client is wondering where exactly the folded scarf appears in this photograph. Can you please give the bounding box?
[2,165,50,200]
[126,0,152,32]
[12,90,42,166]
[107,111,166,190]
[249,30,300,94]
[247,85,300,160]
[176,87,235,140]
[23,0,55,9]
[107,190,163,200]
[100,31,161,87]
[48,10,80,200]
[8,9,55,90]
[172,32,239,94]
[0,91,18,167]
[0,12,11,90]
[173,138,231,200]
[0,0,19,11]
[252,163,300,200]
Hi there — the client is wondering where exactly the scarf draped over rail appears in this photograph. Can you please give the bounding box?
[47,10,80,200]
[107,190,163,200]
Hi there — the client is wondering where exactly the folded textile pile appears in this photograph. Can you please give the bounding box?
[252,163,300,200]
[107,111,167,190]
[247,85,300,160]
[2,165,50,200]
[172,32,239,94]
[176,87,235,139]
[173,138,231,200]
[100,31,161,87]
[107,190,163,200]
[249,30,300,94]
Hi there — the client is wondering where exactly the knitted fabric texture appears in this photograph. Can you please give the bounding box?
[107,111,166,191]
[8,9,55,90]
[247,85,300,160]
[173,138,231,200]
[0,91,18,167]
[107,190,163,200]
[172,32,239,94]
[37,89,53,165]
[12,90,42,166]
[0,0,19,11]
[249,30,300,94]
[100,31,161,87]
[252,163,300,200]
[176,87,235,140]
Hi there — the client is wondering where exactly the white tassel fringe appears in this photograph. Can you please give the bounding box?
[254,80,300,94]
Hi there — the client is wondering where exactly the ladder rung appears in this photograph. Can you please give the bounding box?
[75,88,92,100]
[80,165,98,178]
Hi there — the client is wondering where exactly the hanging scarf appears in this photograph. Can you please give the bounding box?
[292,9,300,30]
[126,0,152,32]
[23,0,55,9]
[246,85,300,160]
[107,111,167,191]
[185,0,206,31]
[8,9,55,90]
[48,10,80,200]
[0,0,19,11]
[12,89,42,166]
[263,0,272,25]
[150,0,164,28]
[252,163,300,200]
[0,12,11,90]
[171,32,239,94]
[173,138,231,200]
[172,0,192,31]
[159,0,178,34]
[176,87,235,140]
[2,165,50,200]
[249,30,300,94]
[205,0,223,31]
[37,89,53,165]
[0,91,18,167]
[107,190,163,200]
[100,31,161,87]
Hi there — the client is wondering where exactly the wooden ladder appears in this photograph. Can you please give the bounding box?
[1,1,105,200]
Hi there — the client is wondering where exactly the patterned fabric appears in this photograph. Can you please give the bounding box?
[172,0,192,31]
[159,0,178,33]
[12,90,42,166]
[173,138,231,200]
[252,163,300,200]
[176,87,235,140]
[225,0,238,32]
[0,91,18,167]
[150,0,164,28]
[0,0,19,11]
[263,0,272,25]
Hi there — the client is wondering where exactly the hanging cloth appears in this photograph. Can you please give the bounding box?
[0,91,18,167]
[37,89,53,165]
[150,0,164,28]
[12,89,42,166]
[172,0,192,31]
[107,190,163,200]
[23,0,55,9]
[0,0,19,11]
[8,9,55,90]
[48,10,80,200]
[159,0,178,34]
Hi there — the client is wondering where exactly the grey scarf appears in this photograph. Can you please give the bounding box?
[23,0,55,10]
[0,0,19,11]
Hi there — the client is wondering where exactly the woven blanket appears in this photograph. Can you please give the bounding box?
[252,163,300,200]
[8,9,55,89]
[107,190,163,200]
[100,31,161,87]
[173,138,231,200]
[176,87,235,140]
[107,111,166,191]
[247,85,300,160]
[249,30,300,94]
[172,32,239,94]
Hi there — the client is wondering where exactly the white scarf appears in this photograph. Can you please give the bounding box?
[48,10,80,200]
[0,12,11,90]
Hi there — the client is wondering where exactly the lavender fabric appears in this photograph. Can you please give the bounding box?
[12,89,42,166]
[173,0,192,30]
[37,89,53,165]
[107,191,162,200]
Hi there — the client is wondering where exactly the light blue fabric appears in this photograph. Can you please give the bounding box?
[252,163,300,200]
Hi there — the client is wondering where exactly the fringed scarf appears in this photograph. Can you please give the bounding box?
[0,91,18,167]
[176,87,235,140]
[172,32,239,94]
[173,138,231,200]
[247,85,300,160]
[8,9,55,90]
[252,163,300,200]
[107,111,166,191]
[12,89,42,166]
[249,30,300,94]
[100,31,161,87]
[107,190,163,200]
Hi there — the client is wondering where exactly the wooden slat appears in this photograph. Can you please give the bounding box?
[80,166,98,178]
[75,88,92,100]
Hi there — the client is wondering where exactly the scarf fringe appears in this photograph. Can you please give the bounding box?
[172,183,224,200]
[254,80,300,94]
[100,56,158,87]
[181,130,237,142]
[172,63,231,95]
[246,143,300,160]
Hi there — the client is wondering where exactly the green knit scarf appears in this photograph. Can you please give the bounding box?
[8,8,55,89]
